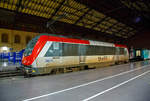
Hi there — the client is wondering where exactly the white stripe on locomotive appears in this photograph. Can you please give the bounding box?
[89,40,115,47]
[32,42,52,67]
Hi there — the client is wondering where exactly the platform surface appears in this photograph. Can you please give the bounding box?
[0,61,150,101]
[0,61,20,71]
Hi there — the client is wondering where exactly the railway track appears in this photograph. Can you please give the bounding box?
[0,70,23,78]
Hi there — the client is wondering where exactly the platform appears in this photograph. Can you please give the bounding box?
[0,61,150,101]
[0,61,20,71]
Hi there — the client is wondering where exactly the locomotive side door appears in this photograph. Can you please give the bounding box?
[79,45,86,64]
[115,47,120,63]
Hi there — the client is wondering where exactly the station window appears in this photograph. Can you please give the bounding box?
[14,35,21,44]
[26,36,31,44]
[1,33,8,43]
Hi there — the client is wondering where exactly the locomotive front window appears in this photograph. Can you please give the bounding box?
[24,36,39,56]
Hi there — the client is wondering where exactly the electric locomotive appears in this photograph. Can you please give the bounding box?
[22,34,129,77]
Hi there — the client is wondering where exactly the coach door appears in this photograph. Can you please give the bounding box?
[79,45,86,63]
[115,47,120,62]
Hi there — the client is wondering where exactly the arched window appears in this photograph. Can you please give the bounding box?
[1,33,8,43]
[14,35,21,43]
[26,36,31,44]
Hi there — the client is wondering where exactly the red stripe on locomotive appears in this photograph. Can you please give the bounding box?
[22,36,48,66]
[115,44,127,48]
[47,35,90,44]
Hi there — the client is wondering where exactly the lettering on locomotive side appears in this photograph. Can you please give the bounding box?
[45,59,53,63]
[98,57,101,62]
[98,56,109,62]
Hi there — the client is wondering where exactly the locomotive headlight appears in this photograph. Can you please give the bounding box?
[26,69,28,73]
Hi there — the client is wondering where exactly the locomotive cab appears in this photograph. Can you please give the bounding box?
[22,37,39,64]
[24,36,39,56]
[22,36,39,77]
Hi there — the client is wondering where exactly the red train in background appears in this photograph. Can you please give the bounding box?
[22,34,129,77]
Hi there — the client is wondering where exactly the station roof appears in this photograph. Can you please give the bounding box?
[0,0,150,44]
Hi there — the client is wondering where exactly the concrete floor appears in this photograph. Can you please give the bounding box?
[0,61,150,101]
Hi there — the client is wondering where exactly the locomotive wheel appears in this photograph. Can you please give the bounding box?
[50,69,57,74]
[84,65,89,70]
[115,62,119,65]
[24,72,32,78]
[24,72,29,78]
[24,70,32,78]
